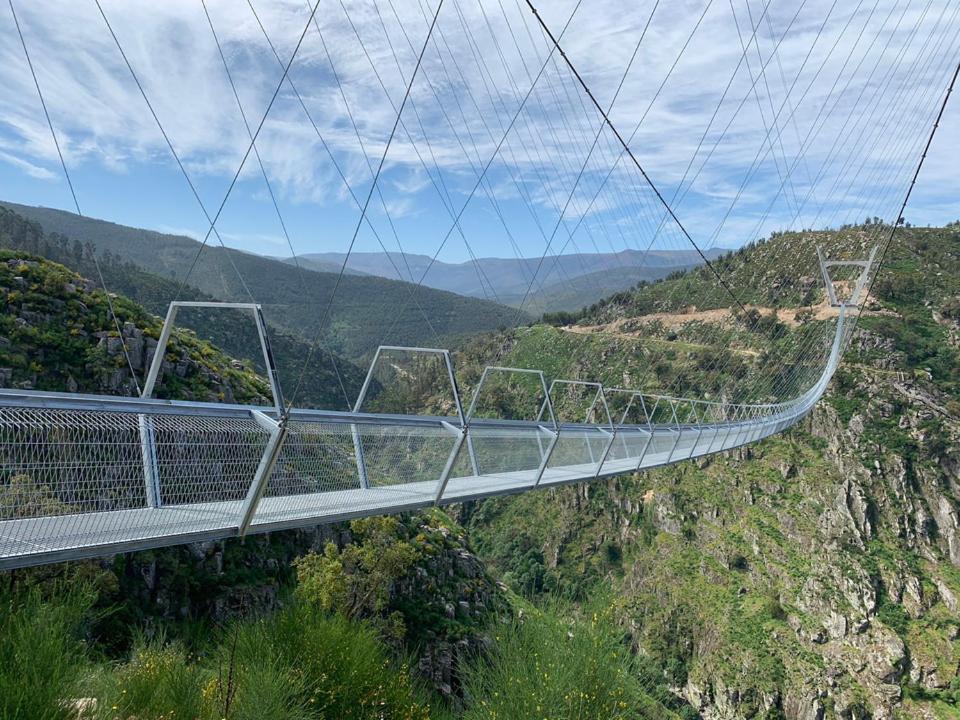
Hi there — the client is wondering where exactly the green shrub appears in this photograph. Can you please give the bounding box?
[97,638,208,720]
[460,605,681,720]
[93,603,443,720]
[0,585,93,720]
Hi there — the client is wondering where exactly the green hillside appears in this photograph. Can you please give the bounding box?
[0,202,528,359]
[0,250,685,719]
[446,224,960,719]
[0,250,271,403]
[0,207,365,408]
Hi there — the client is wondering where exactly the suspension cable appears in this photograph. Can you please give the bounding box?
[524,0,748,316]
[288,0,445,410]
[8,0,142,395]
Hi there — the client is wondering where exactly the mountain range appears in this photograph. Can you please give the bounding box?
[0,201,526,361]
[288,247,727,313]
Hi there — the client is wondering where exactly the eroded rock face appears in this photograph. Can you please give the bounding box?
[509,340,960,720]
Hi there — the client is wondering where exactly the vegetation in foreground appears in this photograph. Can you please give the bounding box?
[1,535,681,720]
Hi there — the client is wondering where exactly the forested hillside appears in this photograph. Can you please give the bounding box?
[4,220,960,719]
[0,202,527,359]
[449,224,960,719]
[0,207,363,408]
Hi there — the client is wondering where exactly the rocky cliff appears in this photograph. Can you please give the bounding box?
[457,225,960,719]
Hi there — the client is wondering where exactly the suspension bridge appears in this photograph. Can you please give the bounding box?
[0,0,956,569]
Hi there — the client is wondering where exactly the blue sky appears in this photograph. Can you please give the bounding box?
[1,0,958,269]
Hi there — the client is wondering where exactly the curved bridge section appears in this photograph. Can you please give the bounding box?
[0,301,854,570]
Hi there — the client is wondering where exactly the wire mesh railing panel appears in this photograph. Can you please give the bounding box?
[0,407,145,520]
[668,429,702,462]
[358,424,454,490]
[547,429,610,474]
[151,415,270,506]
[265,421,360,498]
[640,431,682,467]
[446,424,543,487]
[602,429,650,468]
[0,407,259,564]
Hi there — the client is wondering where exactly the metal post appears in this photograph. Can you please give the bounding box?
[142,303,179,399]
[351,424,369,489]
[139,303,178,510]
[533,425,560,487]
[435,421,467,504]
[594,427,617,478]
[254,305,285,414]
[633,430,654,472]
[238,411,287,537]
[138,414,161,508]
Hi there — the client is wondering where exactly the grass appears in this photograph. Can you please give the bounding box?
[459,602,685,720]
[93,604,445,720]
[0,585,94,720]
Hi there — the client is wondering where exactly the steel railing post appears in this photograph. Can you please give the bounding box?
[435,421,467,504]
[238,411,288,537]
[138,414,162,508]
[533,425,560,487]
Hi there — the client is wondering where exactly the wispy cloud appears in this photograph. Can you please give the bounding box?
[0,0,956,265]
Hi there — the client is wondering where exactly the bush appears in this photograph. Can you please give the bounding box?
[99,638,208,720]
[460,605,681,720]
[0,585,93,720]
[94,603,442,720]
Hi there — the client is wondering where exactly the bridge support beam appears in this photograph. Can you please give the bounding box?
[238,410,288,538]
[533,425,561,487]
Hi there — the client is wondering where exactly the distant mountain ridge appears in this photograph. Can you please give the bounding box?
[287,247,728,312]
[0,201,527,360]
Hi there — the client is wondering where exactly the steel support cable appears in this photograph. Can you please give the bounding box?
[523,0,728,270]
[379,0,546,306]
[722,0,949,398]
[491,0,670,299]
[809,0,954,230]
[494,1,660,278]
[243,0,445,348]
[773,51,958,405]
[525,0,771,409]
[434,0,605,298]
[735,0,921,276]
[199,0,351,409]
[92,0,316,307]
[417,0,611,300]
[307,3,424,296]
[639,0,827,259]
[480,0,661,305]
[647,0,880,393]
[756,0,818,203]
[524,0,749,309]
[302,2,444,337]
[732,79,940,408]
[858,59,960,314]
[458,2,668,296]
[682,0,938,403]
[414,0,565,298]
[701,0,886,252]
[370,0,507,305]
[506,0,679,247]
[336,0,506,307]
[735,0,927,265]
[437,0,611,300]
[483,0,654,284]
[288,0,445,410]
[729,0,802,217]
[504,2,660,328]
[8,0,142,395]
[372,0,501,305]
[378,1,585,344]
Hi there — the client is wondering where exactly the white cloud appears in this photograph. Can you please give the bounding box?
[0,0,957,263]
